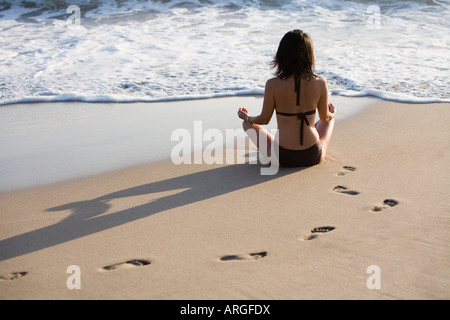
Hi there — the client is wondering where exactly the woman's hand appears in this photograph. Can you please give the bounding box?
[238,107,248,120]
[328,103,336,120]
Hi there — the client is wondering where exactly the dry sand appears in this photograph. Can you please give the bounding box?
[0,98,449,300]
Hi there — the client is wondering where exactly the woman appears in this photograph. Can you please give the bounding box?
[238,30,336,167]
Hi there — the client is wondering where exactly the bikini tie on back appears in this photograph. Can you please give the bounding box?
[276,75,316,145]
[294,74,301,106]
[276,110,315,145]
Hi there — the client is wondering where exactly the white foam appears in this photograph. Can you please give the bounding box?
[0,0,449,106]
[331,89,450,104]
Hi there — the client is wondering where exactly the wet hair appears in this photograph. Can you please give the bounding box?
[271,30,316,80]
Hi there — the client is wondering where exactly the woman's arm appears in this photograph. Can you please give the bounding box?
[239,80,275,125]
[317,77,336,122]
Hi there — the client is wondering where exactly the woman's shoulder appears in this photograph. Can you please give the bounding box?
[311,75,327,85]
[266,77,291,90]
[265,77,284,93]
[309,75,328,92]
[266,77,282,86]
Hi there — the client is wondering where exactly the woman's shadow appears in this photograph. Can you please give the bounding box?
[0,163,303,261]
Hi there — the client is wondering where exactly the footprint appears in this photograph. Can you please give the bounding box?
[101,259,151,271]
[333,185,360,196]
[302,226,335,241]
[311,226,336,233]
[0,272,28,281]
[337,166,356,176]
[370,199,399,212]
[220,251,267,262]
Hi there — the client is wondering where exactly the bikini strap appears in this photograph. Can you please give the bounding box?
[275,75,315,145]
[295,74,300,106]
[298,111,313,146]
[276,110,316,145]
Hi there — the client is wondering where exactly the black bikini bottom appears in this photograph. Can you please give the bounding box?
[277,141,322,167]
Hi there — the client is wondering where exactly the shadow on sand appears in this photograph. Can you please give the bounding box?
[0,164,304,261]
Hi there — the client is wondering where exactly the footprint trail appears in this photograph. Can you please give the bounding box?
[101,259,151,271]
[302,226,336,241]
[370,199,399,212]
[332,185,360,196]
[0,272,28,280]
[220,251,267,262]
[338,166,356,176]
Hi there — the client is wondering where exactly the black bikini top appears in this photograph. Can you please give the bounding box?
[275,75,316,146]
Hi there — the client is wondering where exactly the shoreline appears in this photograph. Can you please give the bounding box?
[0,95,378,193]
[1,90,448,108]
[0,97,449,300]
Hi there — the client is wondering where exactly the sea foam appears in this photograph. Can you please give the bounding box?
[0,0,449,105]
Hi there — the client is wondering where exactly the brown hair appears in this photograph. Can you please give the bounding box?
[271,30,316,80]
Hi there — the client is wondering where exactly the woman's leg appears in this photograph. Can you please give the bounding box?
[242,120,274,158]
[315,118,335,160]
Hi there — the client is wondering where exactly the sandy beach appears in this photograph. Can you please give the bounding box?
[0,96,449,300]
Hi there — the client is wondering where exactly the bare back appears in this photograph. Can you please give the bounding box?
[268,75,328,150]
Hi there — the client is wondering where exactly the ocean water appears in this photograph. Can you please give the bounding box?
[0,0,449,105]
